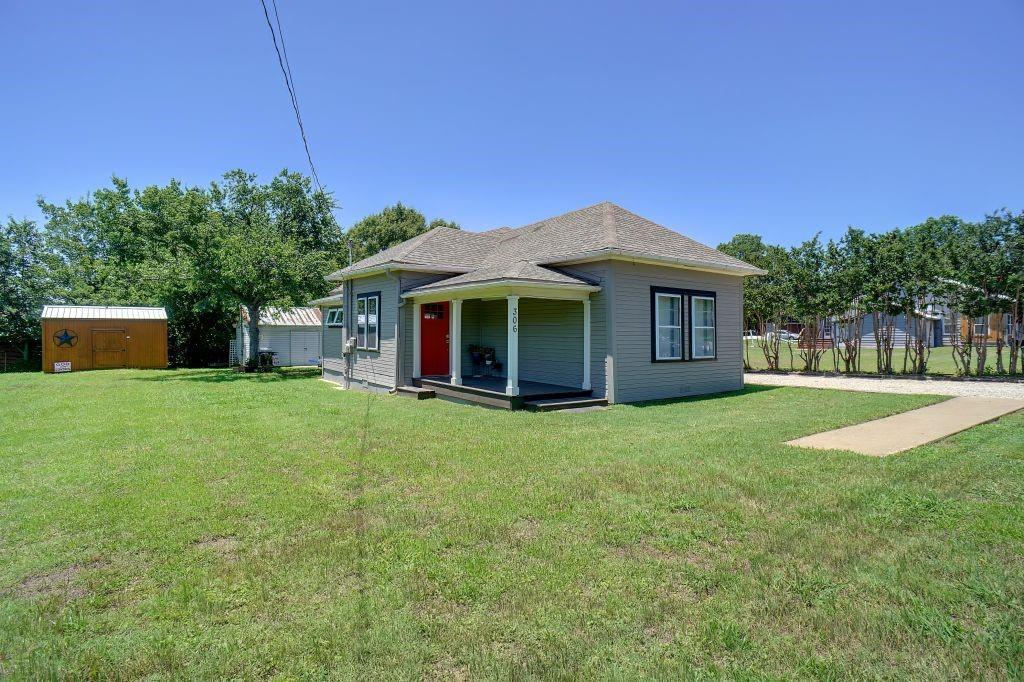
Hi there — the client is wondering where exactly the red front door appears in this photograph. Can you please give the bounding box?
[421,302,450,376]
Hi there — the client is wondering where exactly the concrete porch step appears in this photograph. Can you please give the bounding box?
[396,385,436,400]
[524,397,609,412]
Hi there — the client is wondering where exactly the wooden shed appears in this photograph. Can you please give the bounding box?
[41,305,169,373]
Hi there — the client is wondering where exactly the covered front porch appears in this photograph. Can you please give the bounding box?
[402,273,602,409]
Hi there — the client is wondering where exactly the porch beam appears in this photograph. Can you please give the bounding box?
[412,301,421,379]
[506,295,519,396]
[450,299,462,386]
[582,297,591,390]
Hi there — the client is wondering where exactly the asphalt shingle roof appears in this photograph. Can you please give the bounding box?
[328,202,762,284]
[411,260,596,292]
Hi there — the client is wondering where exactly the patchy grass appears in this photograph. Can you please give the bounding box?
[1,368,1022,679]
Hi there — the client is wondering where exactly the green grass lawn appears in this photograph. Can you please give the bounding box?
[744,340,1015,376]
[2,369,1023,679]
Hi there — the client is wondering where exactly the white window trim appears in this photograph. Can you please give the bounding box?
[325,308,344,327]
[973,316,987,338]
[356,294,380,351]
[691,295,716,360]
[655,292,683,360]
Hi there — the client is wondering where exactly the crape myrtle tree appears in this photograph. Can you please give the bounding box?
[718,234,781,370]
[827,228,870,373]
[938,215,1010,376]
[861,231,908,374]
[787,235,832,372]
[900,219,945,374]
[1005,211,1024,375]
[985,210,1024,374]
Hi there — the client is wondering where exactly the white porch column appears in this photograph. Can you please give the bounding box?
[506,295,519,396]
[450,299,462,385]
[412,301,421,379]
[582,297,591,390]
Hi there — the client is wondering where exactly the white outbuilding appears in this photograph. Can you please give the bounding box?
[230,306,322,367]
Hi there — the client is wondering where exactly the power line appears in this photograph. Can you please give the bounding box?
[259,0,324,193]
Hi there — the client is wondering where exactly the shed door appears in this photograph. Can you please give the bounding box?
[289,331,321,366]
[92,329,127,368]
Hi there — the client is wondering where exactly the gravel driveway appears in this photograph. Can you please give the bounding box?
[745,372,1024,400]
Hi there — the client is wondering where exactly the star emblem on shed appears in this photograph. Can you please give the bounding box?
[53,328,78,347]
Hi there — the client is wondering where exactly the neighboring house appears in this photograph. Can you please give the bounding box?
[230,307,323,367]
[832,306,944,349]
[939,309,1013,346]
[313,202,763,409]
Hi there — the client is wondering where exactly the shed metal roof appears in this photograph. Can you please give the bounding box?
[241,306,322,327]
[41,305,168,320]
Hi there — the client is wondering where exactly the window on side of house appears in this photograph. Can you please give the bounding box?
[654,292,683,360]
[691,296,716,359]
[973,316,987,338]
[325,308,344,327]
[942,312,955,336]
[356,293,380,351]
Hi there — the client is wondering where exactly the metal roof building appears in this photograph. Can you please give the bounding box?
[42,305,168,320]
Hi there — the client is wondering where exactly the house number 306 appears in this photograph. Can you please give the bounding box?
[512,307,518,333]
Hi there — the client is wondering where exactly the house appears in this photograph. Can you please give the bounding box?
[230,307,323,367]
[315,202,763,409]
[41,305,168,373]
[831,306,944,349]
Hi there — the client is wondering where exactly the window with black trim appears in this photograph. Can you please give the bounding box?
[651,287,717,363]
[691,296,716,359]
[325,308,344,327]
[654,292,683,360]
[356,293,379,350]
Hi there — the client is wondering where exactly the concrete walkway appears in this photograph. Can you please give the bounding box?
[745,372,1024,400]
[786,396,1024,456]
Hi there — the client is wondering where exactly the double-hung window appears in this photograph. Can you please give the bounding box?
[325,308,344,327]
[654,292,683,360]
[973,316,987,338]
[356,293,379,351]
[651,287,716,362]
[691,296,716,359]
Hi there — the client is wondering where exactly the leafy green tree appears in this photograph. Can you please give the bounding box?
[827,228,870,373]
[898,218,947,374]
[0,218,51,362]
[344,203,459,264]
[157,170,343,365]
[937,215,1010,375]
[787,236,832,371]
[719,233,769,340]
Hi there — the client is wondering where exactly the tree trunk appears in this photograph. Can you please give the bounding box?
[246,304,262,365]
[995,321,1005,374]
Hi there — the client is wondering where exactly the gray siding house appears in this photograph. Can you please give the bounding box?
[314,202,762,409]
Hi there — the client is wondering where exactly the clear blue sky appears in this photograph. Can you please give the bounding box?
[3,1,1022,247]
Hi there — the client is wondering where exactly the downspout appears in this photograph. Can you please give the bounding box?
[344,278,353,389]
[388,269,403,393]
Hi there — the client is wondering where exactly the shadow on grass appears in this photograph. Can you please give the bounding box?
[627,384,781,408]
[129,367,322,383]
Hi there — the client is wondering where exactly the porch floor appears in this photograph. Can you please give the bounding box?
[419,375,587,399]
